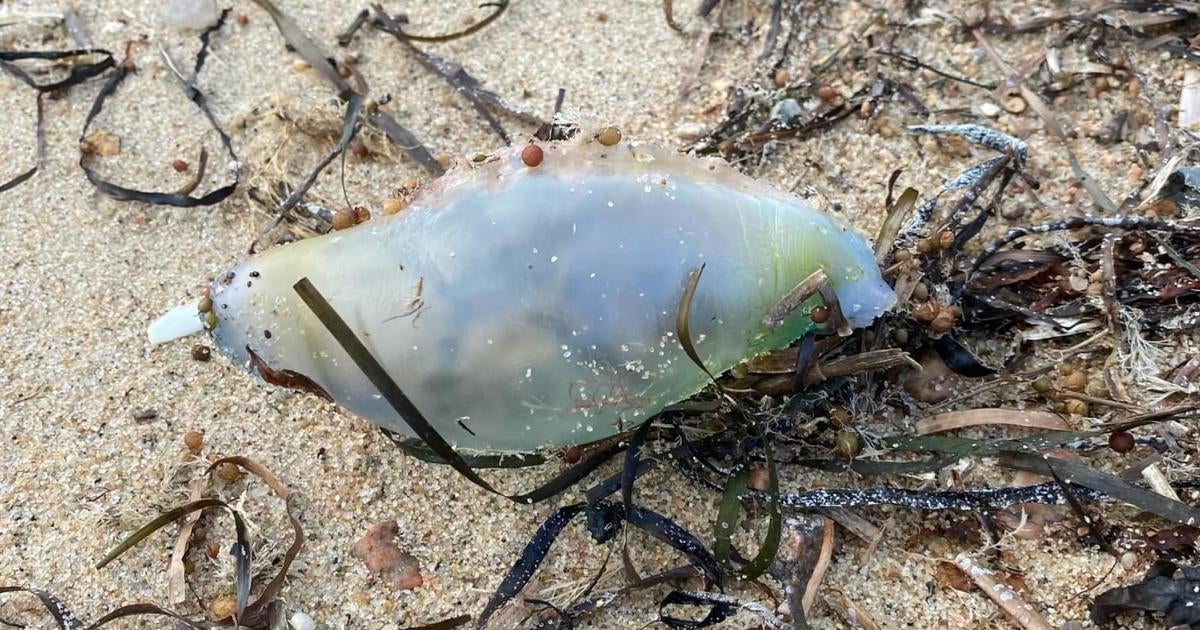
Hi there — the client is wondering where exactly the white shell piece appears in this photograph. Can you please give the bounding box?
[147,302,204,344]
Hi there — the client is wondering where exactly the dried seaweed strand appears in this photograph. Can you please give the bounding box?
[0,92,45,193]
[250,0,442,175]
[79,13,238,207]
[377,0,509,43]
[373,6,544,145]
[968,215,1200,279]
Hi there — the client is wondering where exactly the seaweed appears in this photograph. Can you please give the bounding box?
[2,457,303,629]
[0,44,113,192]
[1092,560,1200,627]
[79,12,238,207]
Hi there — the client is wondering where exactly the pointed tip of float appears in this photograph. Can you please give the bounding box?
[148,302,204,345]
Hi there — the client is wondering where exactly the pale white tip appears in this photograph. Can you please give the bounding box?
[148,302,205,344]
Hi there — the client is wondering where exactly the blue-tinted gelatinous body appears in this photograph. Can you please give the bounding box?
[204,140,894,452]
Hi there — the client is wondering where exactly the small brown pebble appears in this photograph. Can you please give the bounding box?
[215,461,241,483]
[1062,371,1087,392]
[354,207,371,224]
[597,126,622,147]
[1003,96,1026,114]
[191,345,212,362]
[561,445,581,464]
[1108,431,1135,453]
[833,431,862,458]
[332,209,356,231]
[382,197,406,216]
[171,159,189,173]
[353,521,423,591]
[212,595,236,620]
[1065,398,1088,416]
[816,84,837,103]
[235,13,248,26]
[596,11,608,22]
[521,144,544,167]
[197,296,213,313]
[81,130,121,157]
[350,139,369,159]
[184,431,204,452]
[810,305,830,324]
[206,541,220,559]
[133,408,158,422]
[773,68,789,89]
[435,153,454,171]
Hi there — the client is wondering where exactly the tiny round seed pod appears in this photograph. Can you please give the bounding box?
[521,144,544,167]
[332,209,356,231]
[828,406,851,429]
[937,230,954,249]
[1062,371,1087,392]
[1065,398,1088,416]
[354,207,372,224]
[1031,376,1053,394]
[1108,431,1134,453]
[913,300,939,324]
[810,305,830,324]
[597,127,622,147]
[184,431,204,452]
[912,282,929,302]
[929,312,955,333]
[834,431,862,458]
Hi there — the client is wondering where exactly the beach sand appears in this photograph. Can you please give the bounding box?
[1,0,1194,628]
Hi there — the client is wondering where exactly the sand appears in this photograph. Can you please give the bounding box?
[0,0,1195,628]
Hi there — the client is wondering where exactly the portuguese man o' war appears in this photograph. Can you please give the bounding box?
[149,135,895,453]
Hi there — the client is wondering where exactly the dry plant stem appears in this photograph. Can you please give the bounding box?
[803,517,835,614]
[822,590,882,630]
[1141,463,1182,502]
[167,478,206,606]
[763,269,827,330]
[915,409,1069,435]
[954,554,1055,630]
[972,29,1116,210]
[819,508,880,544]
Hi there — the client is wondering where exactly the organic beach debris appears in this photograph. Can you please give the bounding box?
[148,136,895,453]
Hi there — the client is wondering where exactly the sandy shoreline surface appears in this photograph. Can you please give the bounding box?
[1,0,1195,628]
